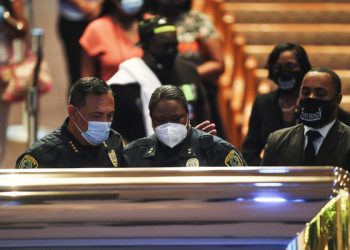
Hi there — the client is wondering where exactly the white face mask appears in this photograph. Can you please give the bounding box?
[74,108,111,146]
[120,0,144,15]
[154,122,188,148]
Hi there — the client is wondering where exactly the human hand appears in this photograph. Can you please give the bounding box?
[195,120,217,136]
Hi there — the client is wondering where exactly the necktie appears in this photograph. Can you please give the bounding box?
[304,130,321,165]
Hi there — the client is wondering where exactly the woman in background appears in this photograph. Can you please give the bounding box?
[242,43,311,166]
[79,0,143,81]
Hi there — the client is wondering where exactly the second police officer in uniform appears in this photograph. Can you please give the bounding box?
[123,85,246,167]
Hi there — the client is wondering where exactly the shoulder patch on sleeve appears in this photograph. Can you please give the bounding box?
[17,155,39,169]
[225,150,244,167]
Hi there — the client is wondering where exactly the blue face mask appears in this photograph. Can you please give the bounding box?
[120,0,144,15]
[74,108,111,146]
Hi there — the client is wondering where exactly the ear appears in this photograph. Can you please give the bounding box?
[67,104,74,115]
[335,93,342,106]
[67,105,76,121]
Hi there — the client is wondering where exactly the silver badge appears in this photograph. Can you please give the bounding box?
[186,158,199,167]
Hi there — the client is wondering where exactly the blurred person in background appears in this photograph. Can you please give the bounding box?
[242,43,350,166]
[58,0,105,95]
[146,0,226,138]
[108,16,211,143]
[123,85,246,167]
[79,0,143,81]
[0,0,28,165]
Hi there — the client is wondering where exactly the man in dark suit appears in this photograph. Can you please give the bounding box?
[262,67,350,170]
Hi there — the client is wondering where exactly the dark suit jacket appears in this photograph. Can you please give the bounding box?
[261,119,350,171]
[243,90,350,166]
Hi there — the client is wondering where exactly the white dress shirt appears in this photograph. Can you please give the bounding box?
[303,119,336,155]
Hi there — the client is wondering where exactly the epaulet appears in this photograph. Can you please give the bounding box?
[196,129,246,166]
[107,129,126,149]
[213,138,247,167]
[16,129,63,169]
[109,129,123,139]
[28,130,62,155]
[198,133,214,149]
[124,137,154,151]
[215,136,236,151]
[197,129,229,151]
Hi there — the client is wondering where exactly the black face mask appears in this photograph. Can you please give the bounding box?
[271,65,304,96]
[154,51,178,68]
[297,98,336,127]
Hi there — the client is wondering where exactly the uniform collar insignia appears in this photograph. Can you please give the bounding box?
[144,146,156,158]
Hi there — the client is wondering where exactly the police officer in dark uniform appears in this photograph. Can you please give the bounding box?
[123,85,246,167]
[16,77,124,168]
